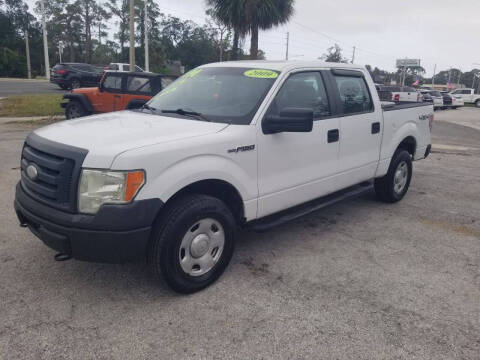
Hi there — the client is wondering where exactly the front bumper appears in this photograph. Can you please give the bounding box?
[14,182,163,263]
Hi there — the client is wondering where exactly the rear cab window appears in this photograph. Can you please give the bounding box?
[333,74,373,115]
[126,76,151,94]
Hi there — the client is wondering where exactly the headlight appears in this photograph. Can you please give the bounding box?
[78,169,145,214]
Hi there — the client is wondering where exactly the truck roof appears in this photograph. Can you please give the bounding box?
[201,60,366,72]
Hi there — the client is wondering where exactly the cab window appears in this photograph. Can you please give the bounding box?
[267,72,331,119]
[126,76,151,94]
[103,74,123,91]
[333,75,373,115]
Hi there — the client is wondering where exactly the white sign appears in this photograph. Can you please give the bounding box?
[396,59,421,67]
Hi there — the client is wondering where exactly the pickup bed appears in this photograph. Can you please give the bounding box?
[14,61,432,293]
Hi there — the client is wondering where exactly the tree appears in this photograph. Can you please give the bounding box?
[320,44,348,63]
[205,8,231,61]
[107,0,130,62]
[206,0,248,60]
[244,0,293,60]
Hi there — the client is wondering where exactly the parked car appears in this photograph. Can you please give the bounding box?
[50,63,104,89]
[421,90,444,110]
[61,71,177,119]
[377,85,420,102]
[108,63,144,72]
[440,91,464,109]
[449,88,480,107]
[14,61,432,293]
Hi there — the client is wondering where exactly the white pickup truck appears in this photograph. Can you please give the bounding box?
[14,61,433,293]
[449,88,480,107]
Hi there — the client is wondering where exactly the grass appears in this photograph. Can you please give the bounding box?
[0,94,64,117]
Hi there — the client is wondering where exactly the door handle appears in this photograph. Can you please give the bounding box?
[327,129,339,143]
[371,122,380,134]
[114,95,121,98]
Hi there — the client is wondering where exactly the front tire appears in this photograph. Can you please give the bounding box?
[65,100,86,119]
[374,150,412,203]
[148,194,236,294]
[475,100,480,108]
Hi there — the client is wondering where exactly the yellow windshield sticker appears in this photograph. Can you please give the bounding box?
[244,69,278,79]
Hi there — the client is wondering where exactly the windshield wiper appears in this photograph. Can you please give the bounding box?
[141,104,157,113]
[161,108,210,122]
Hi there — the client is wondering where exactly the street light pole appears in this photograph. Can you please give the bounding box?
[129,0,135,72]
[40,0,50,80]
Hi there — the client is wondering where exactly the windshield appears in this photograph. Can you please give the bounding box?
[147,67,279,124]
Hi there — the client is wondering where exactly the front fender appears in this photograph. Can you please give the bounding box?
[62,93,94,114]
[138,154,255,202]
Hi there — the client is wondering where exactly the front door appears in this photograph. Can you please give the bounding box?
[257,70,340,218]
[96,73,124,112]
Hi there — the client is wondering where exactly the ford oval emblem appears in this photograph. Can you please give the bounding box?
[26,164,39,181]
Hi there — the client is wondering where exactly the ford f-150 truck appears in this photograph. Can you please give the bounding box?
[449,88,480,107]
[14,61,433,293]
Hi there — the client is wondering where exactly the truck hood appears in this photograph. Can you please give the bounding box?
[34,111,229,168]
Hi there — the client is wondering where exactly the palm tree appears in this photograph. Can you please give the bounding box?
[207,0,294,60]
[245,0,294,60]
[206,0,248,60]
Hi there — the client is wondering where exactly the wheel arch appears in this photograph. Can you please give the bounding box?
[163,179,246,225]
[396,135,417,157]
[63,93,94,114]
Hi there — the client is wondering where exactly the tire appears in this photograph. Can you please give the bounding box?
[65,100,86,119]
[374,150,412,203]
[475,100,480,108]
[148,194,236,294]
[58,84,67,90]
[452,106,458,110]
[70,78,81,89]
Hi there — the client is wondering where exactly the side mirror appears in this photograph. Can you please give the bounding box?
[126,99,147,110]
[262,108,314,134]
[99,81,104,92]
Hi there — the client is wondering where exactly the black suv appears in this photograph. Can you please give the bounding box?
[50,63,104,90]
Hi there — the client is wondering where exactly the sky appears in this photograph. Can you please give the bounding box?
[27,0,480,76]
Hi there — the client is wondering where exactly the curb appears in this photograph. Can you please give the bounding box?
[0,115,65,125]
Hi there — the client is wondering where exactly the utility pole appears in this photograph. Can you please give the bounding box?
[129,0,135,71]
[40,0,50,80]
[58,42,63,63]
[25,29,31,79]
[432,64,436,88]
[285,32,289,60]
[144,0,149,72]
[351,46,356,64]
[447,67,452,85]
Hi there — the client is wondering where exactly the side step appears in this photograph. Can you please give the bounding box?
[246,182,374,232]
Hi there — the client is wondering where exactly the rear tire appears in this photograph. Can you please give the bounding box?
[65,100,86,119]
[70,78,81,89]
[475,100,480,108]
[374,150,412,203]
[148,194,236,294]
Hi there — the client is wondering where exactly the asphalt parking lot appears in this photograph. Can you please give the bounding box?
[0,108,479,359]
[0,78,67,97]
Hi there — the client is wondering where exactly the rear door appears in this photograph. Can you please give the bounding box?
[328,69,383,184]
